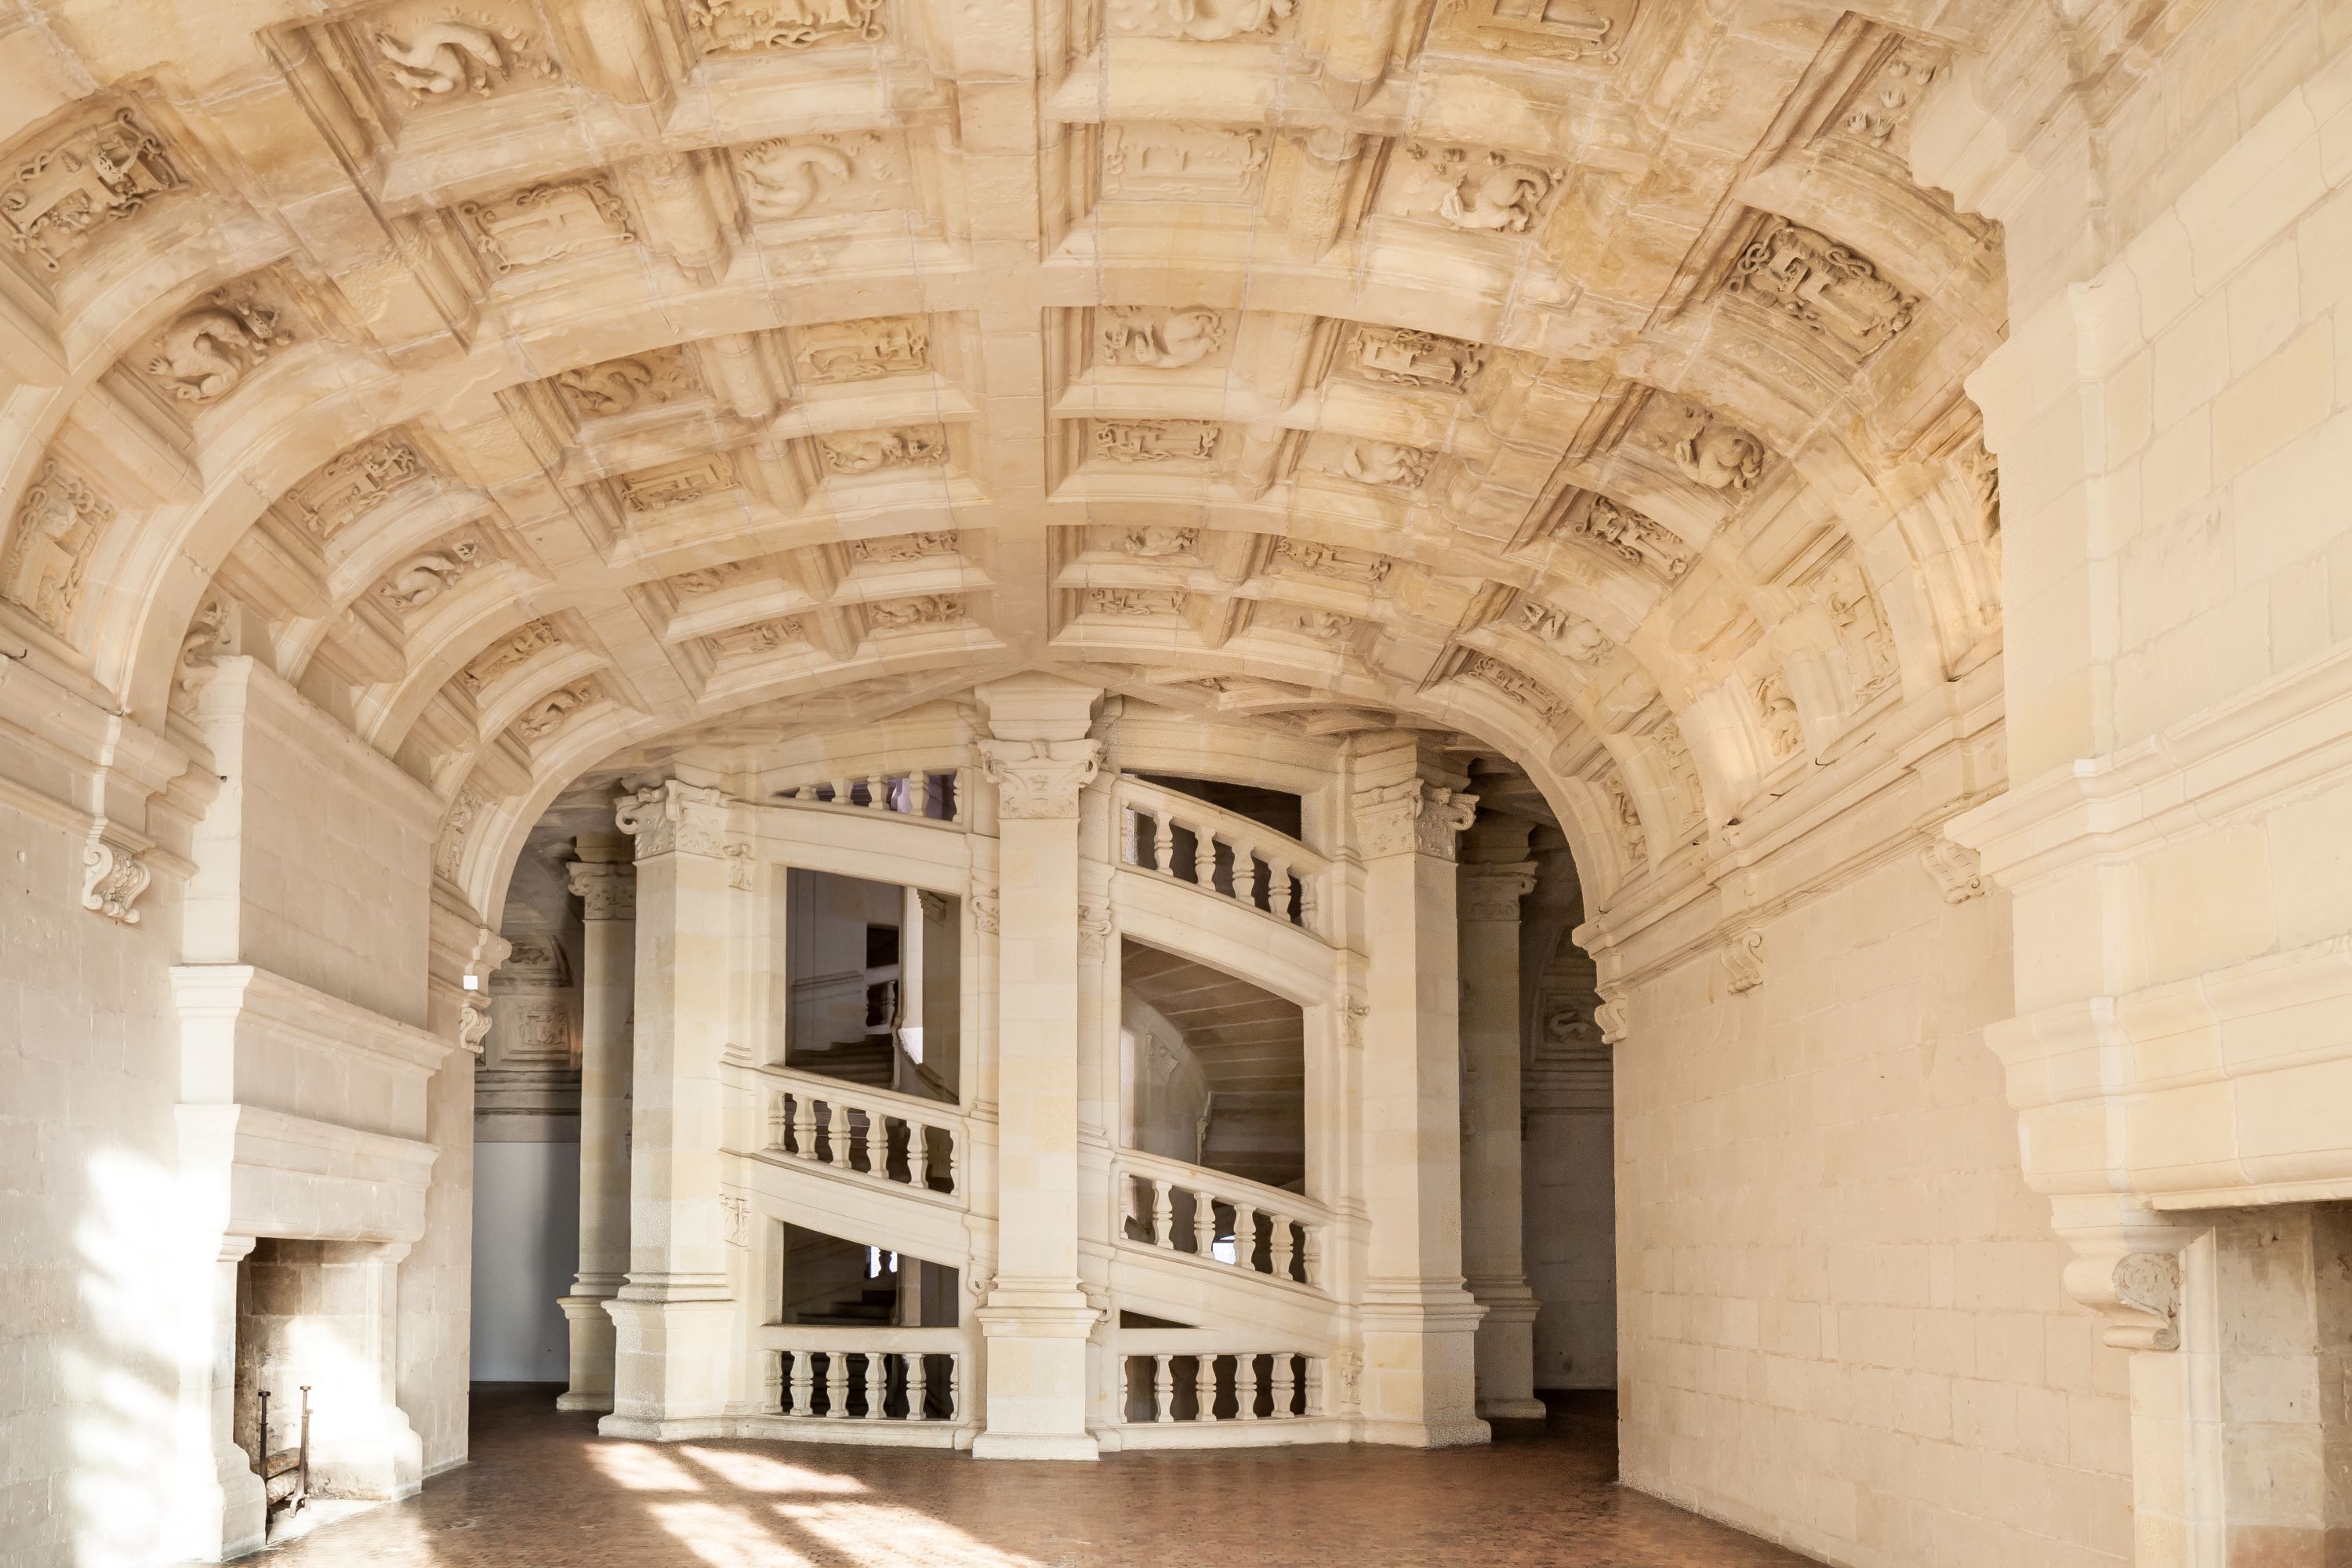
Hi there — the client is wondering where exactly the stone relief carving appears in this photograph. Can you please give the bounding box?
[706,617,807,656]
[1103,124,1268,200]
[736,138,854,217]
[435,782,488,881]
[1668,405,1766,493]
[1105,0,1291,39]
[1265,604,1355,644]
[1354,779,1478,861]
[1755,672,1802,758]
[557,347,697,416]
[2105,1252,2182,1352]
[372,16,556,100]
[685,0,885,54]
[1592,995,1628,1044]
[1096,306,1226,368]
[1347,325,1485,391]
[1599,764,1645,866]
[459,1000,493,1053]
[1092,419,1221,463]
[1920,839,1987,904]
[1574,496,1693,579]
[849,530,956,564]
[2,108,186,274]
[867,593,964,628]
[1333,439,1434,487]
[978,737,1102,819]
[1722,927,1765,993]
[1725,216,1916,358]
[1076,905,1112,959]
[459,178,635,274]
[177,597,233,692]
[726,841,757,891]
[1460,860,1538,920]
[619,455,738,511]
[615,779,731,858]
[286,436,426,540]
[1395,143,1565,234]
[1430,0,1635,64]
[971,896,1000,935]
[1462,652,1559,720]
[1341,996,1368,1050]
[1824,563,1898,701]
[142,291,294,404]
[1122,525,1198,557]
[5,459,114,633]
[1653,722,1706,833]
[1834,37,1943,151]
[1515,600,1610,665]
[673,561,752,597]
[81,825,151,925]
[1086,587,1186,616]
[794,315,929,382]
[1272,538,1392,586]
[376,535,485,610]
[459,619,559,695]
[514,680,597,742]
[820,426,946,474]
[566,858,637,921]
[719,1192,751,1246]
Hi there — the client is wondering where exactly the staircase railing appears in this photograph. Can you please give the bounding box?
[1112,1147,1330,1290]
[1112,777,1329,935]
[774,768,967,827]
[752,1064,967,1203]
[750,1326,970,1425]
[1116,1330,1327,1425]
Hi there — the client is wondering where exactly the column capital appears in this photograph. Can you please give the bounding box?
[566,858,637,920]
[1459,860,1537,921]
[614,780,731,858]
[977,737,1101,820]
[1355,779,1478,861]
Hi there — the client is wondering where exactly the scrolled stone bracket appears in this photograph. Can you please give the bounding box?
[615,779,732,858]
[1921,837,1987,903]
[1722,927,1765,993]
[565,858,637,921]
[1593,993,1629,1045]
[1355,779,1479,861]
[977,738,1102,819]
[1461,859,1537,921]
[2064,1247,2183,1352]
[81,819,154,924]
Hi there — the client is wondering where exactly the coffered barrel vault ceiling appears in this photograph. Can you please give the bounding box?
[0,0,2005,922]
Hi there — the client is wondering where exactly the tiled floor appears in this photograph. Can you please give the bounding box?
[257,1386,1809,1566]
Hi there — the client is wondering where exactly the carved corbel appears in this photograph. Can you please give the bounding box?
[565,858,637,921]
[1460,860,1537,922]
[459,999,493,1054]
[80,821,153,924]
[976,738,1101,820]
[615,779,731,857]
[1354,779,1479,861]
[2053,1203,2191,1351]
[1920,838,1987,903]
[1592,993,1628,1045]
[1722,927,1764,993]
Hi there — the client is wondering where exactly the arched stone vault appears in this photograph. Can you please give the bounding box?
[0,0,2005,939]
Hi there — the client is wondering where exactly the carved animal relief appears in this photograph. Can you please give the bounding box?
[685,0,885,55]
[370,13,557,102]
[558,348,697,417]
[514,681,598,742]
[867,594,963,629]
[1105,0,1291,39]
[1598,765,1646,865]
[1516,601,1610,665]
[142,291,294,404]
[1755,672,1802,758]
[820,426,946,474]
[707,618,806,655]
[1091,420,1221,464]
[459,620,559,695]
[1573,496,1693,579]
[2,108,185,273]
[1086,587,1186,617]
[849,531,957,564]
[1724,216,1916,359]
[1097,307,1227,369]
[1346,325,1485,392]
[376,535,486,611]
[1668,405,1766,493]
[1121,525,1197,557]
[1388,143,1565,234]
[1328,439,1434,488]
[5,459,114,632]
[794,316,928,382]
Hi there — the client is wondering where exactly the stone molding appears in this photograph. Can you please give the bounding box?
[566,858,637,920]
[176,1102,441,1246]
[615,779,732,858]
[1459,860,1537,921]
[1355,779,1478,861]
[976,737,1101,819]
[172,962,452,1078]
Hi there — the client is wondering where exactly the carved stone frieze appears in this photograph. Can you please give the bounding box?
[1573,496,1693,579]
[1663,404,1766,493]
[459,619,558,695]
[376,533,487,612]
[1262,604,1356,645]
[978,737,1102,819]
[140,289,295,405]
[705,617,806,659]
[1755,672,1802,758]
[736,132,904,219]
[1345,325,1485,391]
[1724,215,1917,359]
[459,178,635,274]
[1096,306,1227,368]
[1515,600,1610,665]
[1429,0,1636,64]
[619,454,738,511]
[1824,562,1898,702]
[1829,35,1944,153]
[177,597,234,694]
[284,436,427,540]
[1102,124,1268,201]
[1461,652,1559,720]
[671,561,754,597]
[615,779,732,858]
[1598,764,1644,866]
[1355,779,1478,860]
[849,530,956,564]
[2,107,186,274]
[435,782,488,882]
[5,458,115,633]
[557,347,698,417]
[1387,143,1566,234]
[1091,419,1221,463]
[514,680,598,743]
[1121,525,1197,557]
[1272,538,1392,586]
[566,858,637,921]
[1328,439,1434,488]
[819,426,946,474]
[793,315,929,382]
[1105,0,1291,40]
[370,13,558,102]
[867,593,964,629]
[1085,587,1186,617]
[685,0,885,55]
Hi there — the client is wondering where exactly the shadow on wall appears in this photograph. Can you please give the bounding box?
[67,1148,182,1568]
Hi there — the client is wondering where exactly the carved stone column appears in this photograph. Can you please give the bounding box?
[1350,735,1489,1447]
[971,674,1104,1460]
[1458,822,1543,1420]
[601,781,736,1439]
[558,833,635,1413]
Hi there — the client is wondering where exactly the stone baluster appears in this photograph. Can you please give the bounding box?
[1195,1355,1219,1423]
[826,1098,850,1167]
[831,775,855,805]
[866,772,889,809]
[1272,1353,1296,1417]
[764,1352,784,1413]
[1152,1178,1174,1247]
[906,1352,929,1421]
[766,1091,789,1151]
[1270,1216,1295,1280]
[1301,1225,1320,1287]
[1192,1188,1217,1256]
[789,1352,814,1416]
[1298,871,1318,933]
[1305,1357,1324,1416]
[791,1092,818,1160]
[1268,855,1291,920]
[864,1352,888,1419]
[946,1134,963,1196]
[1152,811,1175,873]
[824,1352,850,1418]
[1232,1201,1257,1271]
[1152,1354,1175,1422]
[908,1120,931,1189]
[1236,1352,1261,1421]
[1191,822,1216,887]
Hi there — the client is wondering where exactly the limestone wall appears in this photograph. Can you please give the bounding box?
[1613,857,2133,1567]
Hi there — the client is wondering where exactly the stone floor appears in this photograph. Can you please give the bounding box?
[257,1387,1811,1566]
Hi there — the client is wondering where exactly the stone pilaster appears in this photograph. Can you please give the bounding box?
[171,1232,263,1563]
[970,673,1104,1460]
[1350,736,1489,1447]
[1459,824,1543,1421]
[558,834,635,1414]
[601,780,736,1439]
